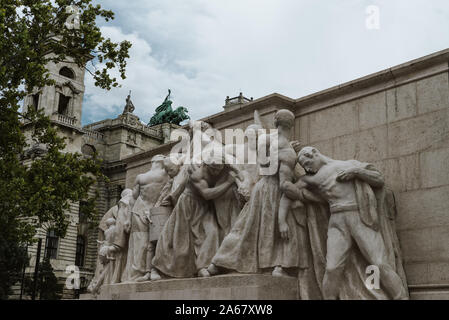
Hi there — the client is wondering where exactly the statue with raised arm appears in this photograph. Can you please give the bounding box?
[122,91,135,114]
[208,109,304,277]
[283,146,409,300]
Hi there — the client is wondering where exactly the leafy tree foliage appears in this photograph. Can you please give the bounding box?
[0,240,28,299]
[0,0,131,298]
[24,257,63,300]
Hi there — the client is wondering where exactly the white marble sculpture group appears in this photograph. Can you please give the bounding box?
[88,109,409,300]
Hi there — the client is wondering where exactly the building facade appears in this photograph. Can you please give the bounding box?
[17,58,179,299]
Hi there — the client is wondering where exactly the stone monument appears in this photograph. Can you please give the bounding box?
[82,109,409,300]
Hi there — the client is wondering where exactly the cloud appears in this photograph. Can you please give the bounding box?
[82,0,449,125]
[82,25,224,125]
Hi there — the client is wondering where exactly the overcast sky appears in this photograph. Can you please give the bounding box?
[81,0,449,125]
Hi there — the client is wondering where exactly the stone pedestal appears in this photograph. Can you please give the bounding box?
[80,274,299,300]
[409,285,449,300]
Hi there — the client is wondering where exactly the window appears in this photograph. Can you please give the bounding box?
[59,67,75,79]
[44,230,59,260]
[75,235,86,267]
[78,201,89,224]
[81,144,96,157]
[31,94,39,111]
[58,93,70,115]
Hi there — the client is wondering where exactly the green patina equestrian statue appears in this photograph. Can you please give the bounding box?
[148,89,190,126]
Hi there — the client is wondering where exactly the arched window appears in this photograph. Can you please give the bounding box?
[81,144,96,157]
[59,67,75,80]
[75,235,86,267]
[44,230,59,260]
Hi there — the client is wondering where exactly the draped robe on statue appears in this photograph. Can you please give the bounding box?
[213,175,242,242]
[91,205,118,285]
[123,197,151,281]
[212,173,306,273]
[152,171,221,278]
[297,165,409,300]
[110,195,132,284]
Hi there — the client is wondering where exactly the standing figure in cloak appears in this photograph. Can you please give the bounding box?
[88,195,121,291]
[123,155,169,282]
[110,189,134,284]
[88,218,117,295]
[283,146,409,300]
[208,109,303,277]
[152,154,237,278]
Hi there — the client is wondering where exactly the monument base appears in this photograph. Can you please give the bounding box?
[80,274,299,300]
[409,285,449,300]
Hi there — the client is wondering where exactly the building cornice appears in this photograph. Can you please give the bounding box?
[102,159,127,173]
[198,48,449,124]
[122,140,179,169]
[292,48,449,117]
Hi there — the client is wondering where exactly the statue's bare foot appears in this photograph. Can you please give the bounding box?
[272,266,288,277]
[136,273,151,282]
[207,263,220,276]
[198,268,211,277]
[150,268,162,281]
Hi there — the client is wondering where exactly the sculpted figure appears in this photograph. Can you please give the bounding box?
[211,168,242,241]
[152,154,237,278]
[181,120,243,240]
[157,156,185,208]
[159,155,190,209]
[224,110,264,203]
[93,204,117,279]
[99,218,117,261]
[209,150,243,241]
[284,147,409,300]
[88,218,117,294]
[110,189,134,283]
[89,189,132,294]
[141,157,183,281]
[123,155,169,282]
[122,91,135,114]
[208,109,304,277]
